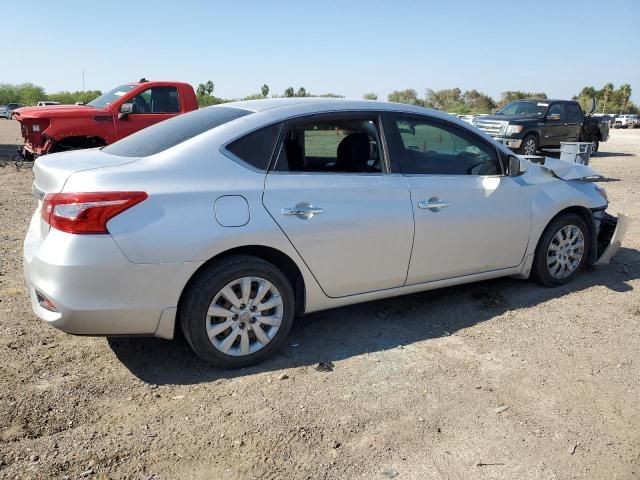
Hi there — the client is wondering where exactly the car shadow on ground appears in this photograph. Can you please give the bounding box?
[108,247,640,386]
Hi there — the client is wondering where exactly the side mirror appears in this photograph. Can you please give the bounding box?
[546,113,561,121]
[508,155,527,176]
[118,102,136,119]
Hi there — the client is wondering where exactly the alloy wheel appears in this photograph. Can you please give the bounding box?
[546,225,585,279]
[206,276,283,356]
[523,138,536,155]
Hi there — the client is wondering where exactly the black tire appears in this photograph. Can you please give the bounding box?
[592,140,599,155]
[532,213,589,287]
[519,134,538,156]
[179,255,295,368]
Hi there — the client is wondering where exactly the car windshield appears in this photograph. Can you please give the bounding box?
[495,100,548,117]
[87,84,137,109]
[102,106,252,157]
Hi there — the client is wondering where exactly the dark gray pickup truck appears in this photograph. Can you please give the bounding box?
[473,99,609,155]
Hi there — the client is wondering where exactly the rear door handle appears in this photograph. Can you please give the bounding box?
[418,198,450,212]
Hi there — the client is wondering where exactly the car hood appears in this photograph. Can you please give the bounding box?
[13,104,102,119]
[480,114,541,123]
[522,156,601,181]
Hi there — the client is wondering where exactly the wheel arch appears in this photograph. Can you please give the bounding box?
[175,245,307,337]
[534,205,597,265]
[49,135,107,153]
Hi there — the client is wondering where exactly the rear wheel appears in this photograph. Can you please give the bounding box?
[179,255,295,368]
[519,134,538,156]
[532,213,589,287]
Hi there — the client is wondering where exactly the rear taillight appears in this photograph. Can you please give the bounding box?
[41,192,148,234]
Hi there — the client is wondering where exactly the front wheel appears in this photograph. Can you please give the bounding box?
[179,255,295,368]
[532,213,589,287]
[591,140,599,155]
[519,134,538,156]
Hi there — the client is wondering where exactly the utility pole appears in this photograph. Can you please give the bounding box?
[82,69,85,91]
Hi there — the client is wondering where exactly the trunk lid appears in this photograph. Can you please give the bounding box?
[32,149,140,239]
[33,148,139,195]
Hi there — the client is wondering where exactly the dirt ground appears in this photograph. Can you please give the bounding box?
[0,119,638,480]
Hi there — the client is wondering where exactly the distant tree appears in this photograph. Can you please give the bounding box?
[619,84,632,112]
[363,93,378,101]
[17,83,46,105]
[261,84,269,97]
[601,83,614,113]
[48,90,102,104]
[284,87,295,97]
[461,89,495,113]
[315,93,345,98]
[296,87,307,97]
[388,89,421,106]
[497,91,547,108]
[197,80,215,97]
[424,88,463,111]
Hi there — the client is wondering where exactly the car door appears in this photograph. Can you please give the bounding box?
[541,103,567,146]
[385,113,531,285]
[115,86,181,140]
[564,102,584,141]
[262,113,414,298]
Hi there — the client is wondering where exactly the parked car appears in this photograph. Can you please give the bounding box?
[0,103,22,119]
[13,79,198,158]
[23,99,627,368]
[473,99,608,154]
[614,114,639,128]
[37,101,60,107]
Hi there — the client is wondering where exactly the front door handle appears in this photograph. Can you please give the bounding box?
[418,198,450,212]
[281,203,324,219]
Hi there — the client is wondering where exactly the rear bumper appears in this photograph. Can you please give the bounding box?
[23,213,198,338]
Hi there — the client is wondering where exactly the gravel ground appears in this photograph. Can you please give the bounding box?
[0,119,638,480]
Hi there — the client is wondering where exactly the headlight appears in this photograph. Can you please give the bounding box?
[594,185,608,204]
[506,125,523,135]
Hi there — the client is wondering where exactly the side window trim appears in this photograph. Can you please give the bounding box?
[269,111,391,175]
[385,112,505,176]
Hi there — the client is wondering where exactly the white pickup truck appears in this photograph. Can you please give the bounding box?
[613,114,639,128]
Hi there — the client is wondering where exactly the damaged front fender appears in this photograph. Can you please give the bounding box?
[594,213,630,266]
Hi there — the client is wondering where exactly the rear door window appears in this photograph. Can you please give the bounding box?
[273,115,384,173]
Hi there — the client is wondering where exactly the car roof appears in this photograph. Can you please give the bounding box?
[220,97,464,124]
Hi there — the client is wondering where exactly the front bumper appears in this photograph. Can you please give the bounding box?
[23,212,198,338]
[594,212,629,266]
[492,136,522,149]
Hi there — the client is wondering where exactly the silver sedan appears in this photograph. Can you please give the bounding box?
[23,99,628,367]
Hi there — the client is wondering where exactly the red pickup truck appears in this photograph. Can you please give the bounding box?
[14,79,198,158]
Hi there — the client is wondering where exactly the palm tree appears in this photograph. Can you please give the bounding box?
[619,84,632,113]
[602,83,614,113]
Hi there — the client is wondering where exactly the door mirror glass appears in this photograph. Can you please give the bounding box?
[508,155,527,176]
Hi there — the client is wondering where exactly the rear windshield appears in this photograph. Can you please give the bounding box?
[103,107,252,157]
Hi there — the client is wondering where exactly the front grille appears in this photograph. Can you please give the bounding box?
[474,119,508,136]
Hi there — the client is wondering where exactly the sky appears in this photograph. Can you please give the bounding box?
[3,0,639,103]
